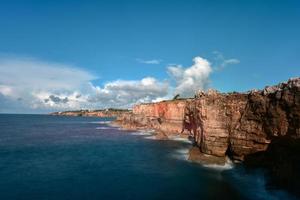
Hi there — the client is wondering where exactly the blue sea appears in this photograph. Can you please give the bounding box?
[0,114,297,200]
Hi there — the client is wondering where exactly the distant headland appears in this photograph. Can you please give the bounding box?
[50,108,131,117]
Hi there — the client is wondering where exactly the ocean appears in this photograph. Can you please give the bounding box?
[0,114,297,200]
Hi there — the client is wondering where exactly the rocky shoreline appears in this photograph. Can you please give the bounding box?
[50,108,131,118]
[51,78,300,196]
[114,78,300,160]
[114,77,300,196]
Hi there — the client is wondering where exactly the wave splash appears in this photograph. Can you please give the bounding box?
[172,148,191,160]
[202,158,234,170]
[130,132,153,136]
[168,135,193,144]
[89,121,112,124]
[95,126,116,130]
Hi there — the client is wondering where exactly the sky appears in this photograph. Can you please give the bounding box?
[0,0,299,113]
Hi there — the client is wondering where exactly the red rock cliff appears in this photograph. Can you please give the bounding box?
[115,78,300,161]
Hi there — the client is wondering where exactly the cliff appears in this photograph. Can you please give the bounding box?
[115,77,300,160]
[115,77,300,196]
[50,109,131,118]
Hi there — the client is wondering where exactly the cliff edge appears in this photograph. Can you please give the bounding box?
[114,78,300,194]
[116,78,300,160]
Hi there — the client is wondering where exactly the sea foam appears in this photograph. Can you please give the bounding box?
[89,121,112,124]
[95,126,115,130]
[130,132,153,136]
[202,158,234,170]
[144,135,157,140]
[168,135,193,144]
[172,148,191,160]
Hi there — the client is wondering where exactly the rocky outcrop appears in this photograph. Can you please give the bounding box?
[115,78,300,161]
[114,100,190,139]
[50,109,130,118]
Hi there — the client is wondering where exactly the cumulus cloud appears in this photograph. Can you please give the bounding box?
[0,57,97,111]
[0,57,169,113]
[88,77,169,107]
[168,57,212,97]
[136,58,162,64]
[0,54,239,113]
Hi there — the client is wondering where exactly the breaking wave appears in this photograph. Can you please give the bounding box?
[168,136,193,144]
[95,127,114,130]
[202,158,234,171]
[89,121,112,124]
[130,132,153,136]
[172,148,190,160]
[144,136,157,140]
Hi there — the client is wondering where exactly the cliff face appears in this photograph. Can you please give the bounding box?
[115,78,300,161]
[133,100,188,136]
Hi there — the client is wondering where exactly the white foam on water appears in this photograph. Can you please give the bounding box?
[203,159,234,171]
[130,132,153,136]
[171,148,191,160]
[144,135,157,140]
[168,136,193,144]
[145,129,156,133]
[101,121,112,124]
[89,121,112,124]
[95,127,114,130]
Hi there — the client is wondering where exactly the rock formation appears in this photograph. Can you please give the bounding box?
[115,77,300,196]
[50,108,130,118]
[115,78,300,161]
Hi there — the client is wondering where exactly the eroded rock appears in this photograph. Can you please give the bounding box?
[114,78,300,160]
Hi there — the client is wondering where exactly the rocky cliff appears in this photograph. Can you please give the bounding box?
[115,77,300,195]
[50,109,130,118]
[115,78,300,161]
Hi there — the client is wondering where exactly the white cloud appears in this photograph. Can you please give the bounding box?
[168,56,212,97]
[0,54,238,113]
[0,57,98,112]
[223,58,240,65]
[0,85,13,96]
[136,58,162,64]
[212,51,240,71]
[88,77,169,108]
[0,57,169,113]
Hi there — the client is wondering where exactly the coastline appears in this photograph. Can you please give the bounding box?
[50,109,131,118]
[49,77,300,197]
[111,77,300,196]
[112,119,233,167]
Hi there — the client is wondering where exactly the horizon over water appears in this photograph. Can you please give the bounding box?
[0,114,297,200]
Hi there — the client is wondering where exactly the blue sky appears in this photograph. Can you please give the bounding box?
[0,0,299,113]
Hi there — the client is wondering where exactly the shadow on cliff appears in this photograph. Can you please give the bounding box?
[244,137,300,197]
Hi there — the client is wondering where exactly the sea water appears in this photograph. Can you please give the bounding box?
[0,114,297,200]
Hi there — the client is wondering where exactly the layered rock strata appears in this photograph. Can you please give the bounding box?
[115,78,300,161]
